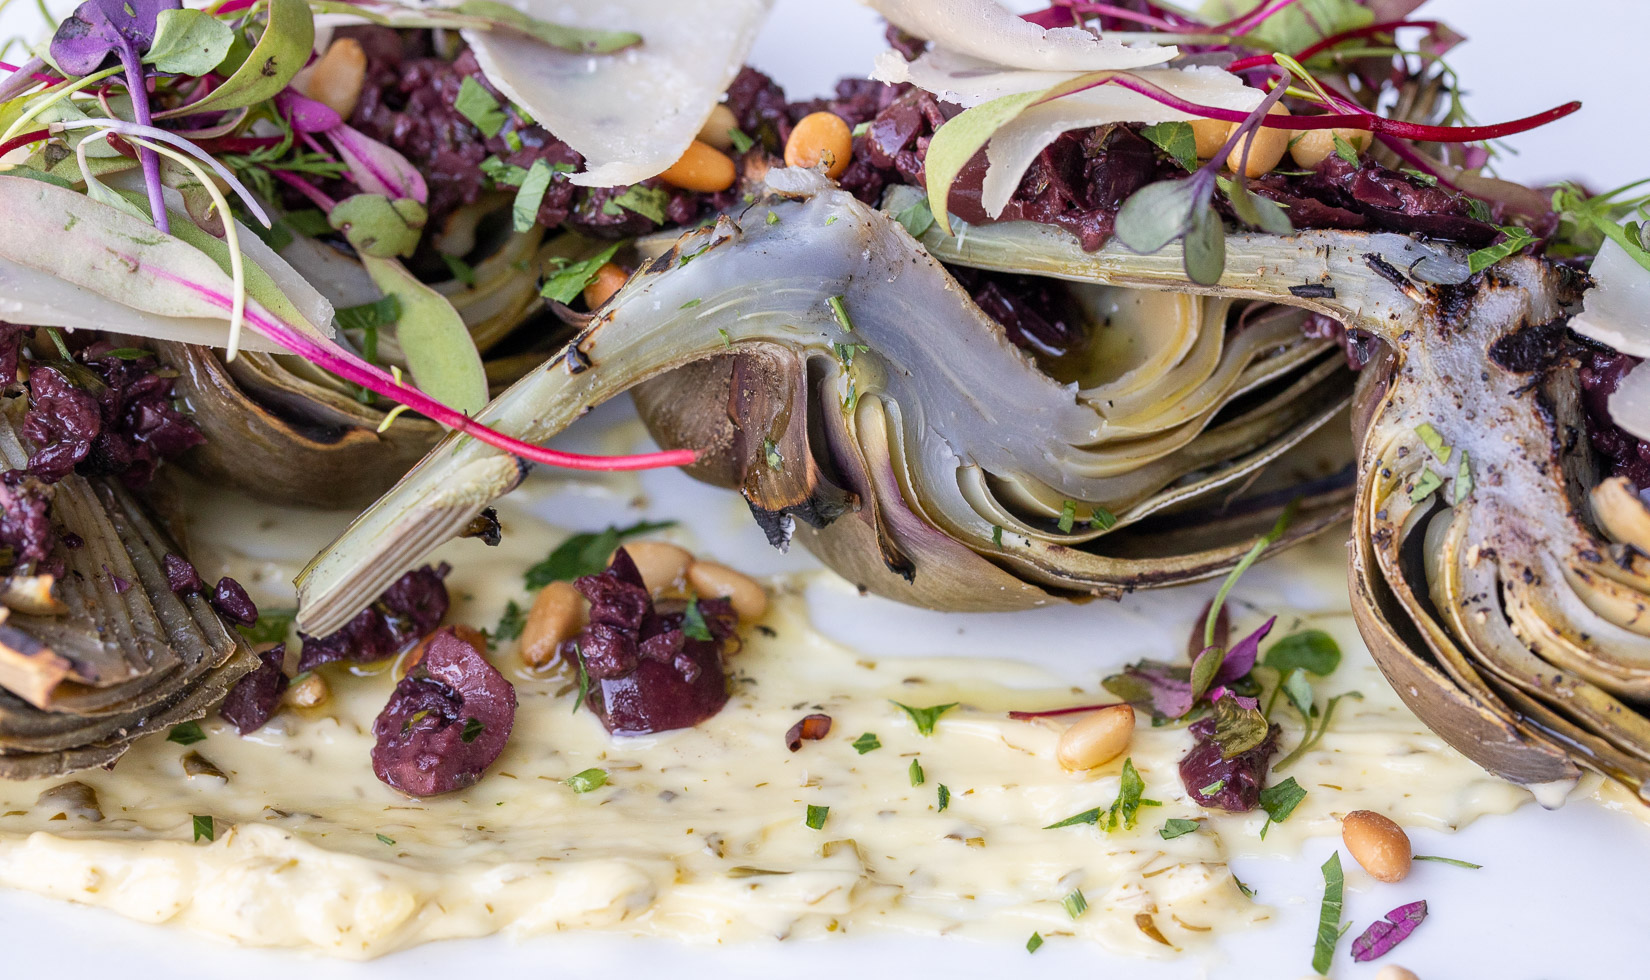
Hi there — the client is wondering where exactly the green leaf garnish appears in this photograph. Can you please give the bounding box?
[1274,692,1362,771]
[494,600,526,643]
[524,519,675,588]
[1106,757,1155,830]
[512,159,554,232]
[452,0,642,54]
[1026,932,1044,954]
[1331,133,1361,165]
[376,833,396,846]
[1198,779,1226,797]
[727,128,755,154]
[328,194,427,258]
[682,598,714,641]
[239,608,296,646]
[1196,501,1298,679]
[1279,668,1315,717]
[1140,120,1197,172]
[1468,225,1539,273]
[460,717,485,743]
[540,240,626,305]
[936,784,950,811]
[1453,449,1474,504]
[852,732,881,754]
[1409,468,1444,503]
[1264,630,1342,677]
[1412,423,1452,462]
[1413,854,1482,869]
[827,294,854,332]
[362,253,488,415]
[908,757,924,785]
[1045,806,1102,829]
[604,185,669,224]
[480,155,529,187]
[1062,888,1088,919]
[1057,499,1077,533]
[167,721,206,746]
[335,294,401,335]
[892,195,935,238]
[892,701,957,736]
[1159,818,1199,839]
[1312,852,1344,974]
[765,210,779,225]
[805,803,829,829]
[762,438,783,470]
[1257,776,1307,838]
[156,0,312,118]
[192,814,215,842]
[565,768,609,793]
[454,76,507,138]
[1211,697,1271,758]
[145,8,234,75]
[992,525,1004,548]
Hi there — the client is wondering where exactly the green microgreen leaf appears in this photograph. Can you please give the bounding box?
[376,833,396,846]
[145,8,234,75]
[936,784,950,811]
[361,253,487,414]
[727,127,755,154]
[1026,932,1044,954]
[441,254,476,286]
[1312,852,1344,974]
[1264,630,1342,677]
[682,598,714,641]
[1218,175,1293,237]
[156,0,313,118]
[460,717,485,743]
[565,768,609,793]
[805,804,829,829]
[1115,177,1201,255]
[893,195,935,238]
[192,814,215,842]
[455,76,507,138]
[1196,501,1298,681]
[1183,192,1228,286]
[1274,691,1362,771]
[604,185,668,224]
[167,721,206,746]
[480,155,529,187]
[852,732,881,754]
[524,520,675,588]
[1280,668,1315,718]
[909,757,925,786]
[1211,697,1271,758]
[1140,120,1198,172]
[1062,888,1089,919]
[512,159,554,232]
[1468,225,1539,273]
[284,208,332,237]
[540,240,626,306]
[328,194,427,258]
[1413,854,1482,869]
[892,701,957,736]
[494,599,526,643]
[1159,818,1200,840]
[1331,133,1361,165]
[1409,468,1444,503]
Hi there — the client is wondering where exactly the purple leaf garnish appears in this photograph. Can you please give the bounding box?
[1350,900,1428,962]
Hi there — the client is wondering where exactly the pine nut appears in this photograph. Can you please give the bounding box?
[1055,704,1135,771]
[1289,127,1372,169]
[785,111,853,179]
[285,672,328,708]
[581,261,630,309]
[614,540,693,596]
[697,103,740,152]
[659,139,737,193]
[305,38,368,120]
[1190,117,1229,159]
[521,581,584,669]
[1342,809,1412,882]
[1376,967,1419,980]
[1225,104,1292,177]
[686,560,768,621]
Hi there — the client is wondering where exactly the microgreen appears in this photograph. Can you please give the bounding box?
[892,701,957,736]
[525,520,675,588]
[1211,696,1271,758]
[493,600,525,643]
[361,253,487,414]
[1140,120,1197,172]
[1413,854,1482,869]
[1274,691,1362,771]
[726,127,754,154]
[892,195,935,238]
[328,194,427,258]
[565,768,608,793]
[157,0,312,118]
[335,295,401,335]
[541,240,627,306]
[1263,630,1341,677]
[1312,852,1344,974]
[143,7,231,75]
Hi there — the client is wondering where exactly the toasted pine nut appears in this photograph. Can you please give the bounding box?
[1225,104,1292,177]
[1055,704,1135,771]
[401,624,487,678]
[1342,809,1412,882]
[785,111,852,179]
[1289,127,1372,169]
[285,672,328,708]
[613,540,693,596]
[521,581,585,669]
[1190,117,1229,159]
[686,560,768,621]
[1376,967,1419,980]
[305,38,368,121]
[697,104,740,152]
[581,261,630,309]
[659,139,737,193]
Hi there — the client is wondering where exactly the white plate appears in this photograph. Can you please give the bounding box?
[5,1,1649,976]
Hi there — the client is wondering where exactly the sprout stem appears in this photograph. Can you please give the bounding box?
[113,44,168,235]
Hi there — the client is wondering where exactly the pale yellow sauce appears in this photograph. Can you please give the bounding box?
[0,474,1537,960]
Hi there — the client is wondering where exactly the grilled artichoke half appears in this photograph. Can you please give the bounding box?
[0,403,259,779]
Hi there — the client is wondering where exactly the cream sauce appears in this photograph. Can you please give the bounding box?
[0,476,1538,960]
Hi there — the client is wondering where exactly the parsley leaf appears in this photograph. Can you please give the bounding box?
[1257,776,1307,837]
[805,804,829,829]
[604,185,669,224]
[460,717,485,743]
[479,155,528,187]
[192,814,215,842]
[238,608,296,646]
[827,295,854,332]
[1409,468,1444,503]
[892,701,957,736]
[1044,806,1102,829]
[511,158,554,232]
[454,77,506,138]
[1312,852,1344,974]
[1140,120,1198,172]
[682,598,714,641]
[167,721,206,746]
[1414,422,1453,463]
[494,600,526,643]
[540,240,627,306]
[1105,757,1154,831]
[1468,225,1539,273]
[1057,499,1077,533]
[524,519,675,588]
[851,732,881,754]
[936,784,950,811]
[1159,818,1200,839]
[565,768,608,793]
[908,757,925,785]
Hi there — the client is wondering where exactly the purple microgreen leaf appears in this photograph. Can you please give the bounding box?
[275,89,342,134]
[1208,686,1259,711]
[327,124,428,204]
[1103,661,1195,719]
[1350,900,1427,962]
[50,0,180,76]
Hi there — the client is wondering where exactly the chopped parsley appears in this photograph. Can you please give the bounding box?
[1199,779,1226,797]
[1257,777,1308,838]
[192,814,215,842]
[1159,818,1199,840]
[827,294,854,332]
[540,240,626,306]
[851,732,881,754]
[524,519,675,588]
[1468,224,1539,273]
[1044,806,1102,829]
[494,600,526,643]
[604,185,669,224]
[682,598,714,641]
[167,721,206,746]
[1089,507,1117,531]
[376,833,396,846]
[1312,852,1345,974]
[1057,499,1077,533]
[565,768,609,793]
[727,127,755,154]
[1026,931,1044,954]
[512,159,554,233]
[908,757,925,786]
[936,784,950,811]
[479,154,528,187]
[1454,450,1474,504]
[1062,888,1089,919]
[442,253,477,286]
[805,804,829,830]
[460,717,485,743]
[454,76,506,137]
[892,701,957,736]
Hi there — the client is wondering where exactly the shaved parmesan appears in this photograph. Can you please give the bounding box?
[863,0,1175,71]
[1573,238,1650,357]
[463,0,771,188]
[871,46,1094,107]
[979,67,1260,217]
[1609,360,1650,443]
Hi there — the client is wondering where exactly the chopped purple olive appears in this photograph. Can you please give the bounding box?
[297,563,450,672]
[219,646,289,735]
[1178,715,1280,813]
[209,576,258,626]
[563,548,735,736]
[371,627,516,797]
[164,553,204,594]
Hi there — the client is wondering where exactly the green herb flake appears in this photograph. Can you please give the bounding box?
[454,76,507,138]
[1401,168,1439,187]
[335,294,401,334]
[1454,449,1474,504]
[442,253,477,287]
[565,768,609,793]
[479,155,529,187]
[719,328,733,347]
[936,784,950,812]
[852,732,881,754]
[1045,807,1101,829]
[827,295,854,332]
[1312,852,1344,974]
[192,814,215,842]
[1258,777,1307,833]
[763,438,783,471]
[1057,499,1077,533]
[1140,120,1198,172]
[167,721,206,746]
[992,525,1004,548]
[892,196,935,238]
[1331,133,1361,165]
[540,240,626,306]
[1159,818,1200,839]
[1198,779,1226,797]
[376,833,395,846]
[893,701,957,736]
[679,298,703,310]
[727,127,755,154]
[1088,506,1118,531]
[1233,873,1256,899]
[239,608,296,646]
[1468,224,1539,273]
[908,757,925,786]
[1409,468,1444,503]
[524,519,675,588]
[1465,197,1493,223]
[460,717,485,743]
[1026,932,1044,954]
[494,600,526,643]
[571,645,592,715]
[851,121,871,139]
[1413,854,1482,869]
[511,159,554,233]
[1062,888,1089,919]
[765,210,779,225]
[605,185,669,224]
[1106,757,1153,831]
[1264,630,1342,676]
[805,804,829,830]
[1415,422,1453,463]
[825,215,839,225]
[682,599,714,641]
